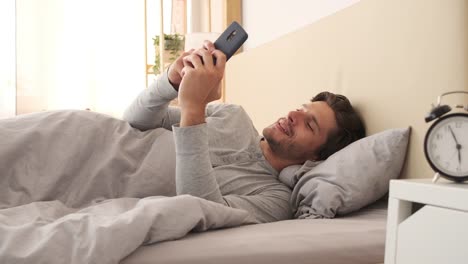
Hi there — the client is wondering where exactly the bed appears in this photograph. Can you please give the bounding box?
[122,199,387,264]
[1,0,466,263]
[121,0,468,263]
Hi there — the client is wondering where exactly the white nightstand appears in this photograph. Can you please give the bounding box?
[384,179,468,264]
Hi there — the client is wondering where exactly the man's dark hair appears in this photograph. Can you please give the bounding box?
[312,91,366,160]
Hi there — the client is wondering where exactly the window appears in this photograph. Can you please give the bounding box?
[15,0,146,117]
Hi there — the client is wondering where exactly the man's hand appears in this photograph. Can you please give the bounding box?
[167,41,220,90]
[167,49,195,90]
[178,41,227,127]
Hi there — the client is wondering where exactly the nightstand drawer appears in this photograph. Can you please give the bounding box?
[396,205,468,263]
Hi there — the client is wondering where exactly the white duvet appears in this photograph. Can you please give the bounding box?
[0,111,251,263]
[0,195,249,264]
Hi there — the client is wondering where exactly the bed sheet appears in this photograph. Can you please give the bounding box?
[122,200,387,264]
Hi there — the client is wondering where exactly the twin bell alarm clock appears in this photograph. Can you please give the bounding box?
[424,91,468,183]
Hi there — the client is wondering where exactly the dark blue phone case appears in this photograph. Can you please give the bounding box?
[214,21,248,61]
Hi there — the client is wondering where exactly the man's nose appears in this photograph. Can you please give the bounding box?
[288,111,302,125]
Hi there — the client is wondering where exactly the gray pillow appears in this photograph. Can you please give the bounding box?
[281,127,410,219]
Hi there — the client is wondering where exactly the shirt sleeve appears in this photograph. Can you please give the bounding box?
[122,69,181,131]
[172,122,293,224]
[172,123,226,204]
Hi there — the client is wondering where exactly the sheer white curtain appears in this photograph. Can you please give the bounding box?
[0,0,16,118]
[187,0,224,33]
[16,0,146,117]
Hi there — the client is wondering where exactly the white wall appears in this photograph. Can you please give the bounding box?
[242,0,360,50]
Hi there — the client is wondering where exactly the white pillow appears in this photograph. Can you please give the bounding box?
[280,127,411,219]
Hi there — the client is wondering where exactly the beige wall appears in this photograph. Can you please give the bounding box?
[226,0,468,179]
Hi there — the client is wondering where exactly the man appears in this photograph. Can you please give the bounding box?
[123,41,365,223]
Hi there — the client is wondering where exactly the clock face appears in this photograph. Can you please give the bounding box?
[424,113,468,180]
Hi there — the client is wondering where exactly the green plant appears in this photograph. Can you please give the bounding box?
[153,33,185,74]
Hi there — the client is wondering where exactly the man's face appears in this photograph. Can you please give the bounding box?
[262,101,338,162]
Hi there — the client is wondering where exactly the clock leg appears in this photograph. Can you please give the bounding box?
[432,172,440,183]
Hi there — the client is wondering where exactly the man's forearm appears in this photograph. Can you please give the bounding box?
[180,105,206,127]
[122,70,181,131]
[172,124,226,204]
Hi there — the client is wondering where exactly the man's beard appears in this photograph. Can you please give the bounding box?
[263,126,316,163]
[263,131,303,161]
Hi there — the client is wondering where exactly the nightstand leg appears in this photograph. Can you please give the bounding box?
[384,197,412,264]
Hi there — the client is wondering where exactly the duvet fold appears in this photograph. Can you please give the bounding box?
[0,195,250,264]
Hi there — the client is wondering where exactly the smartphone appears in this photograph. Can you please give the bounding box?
[214,21,248,62]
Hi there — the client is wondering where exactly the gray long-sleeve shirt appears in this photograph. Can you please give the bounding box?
[123,71,292,223]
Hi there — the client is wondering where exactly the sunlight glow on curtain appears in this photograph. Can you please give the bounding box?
[0,0,16,118]
[16,0,145,118]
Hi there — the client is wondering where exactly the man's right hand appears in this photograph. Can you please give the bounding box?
[177,43,226,127]
[167,40,218,90]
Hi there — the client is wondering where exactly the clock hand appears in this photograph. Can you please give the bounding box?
[448,125,460,145]
[458,149,461,164]
[457,143,462,165]
[448,125,463,165]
